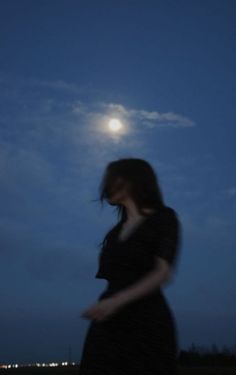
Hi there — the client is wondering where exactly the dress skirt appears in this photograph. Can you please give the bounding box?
[79,282,179,375]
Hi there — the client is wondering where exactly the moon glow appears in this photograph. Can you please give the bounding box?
[108,118,123,132]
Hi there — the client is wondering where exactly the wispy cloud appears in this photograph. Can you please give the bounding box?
[31,79,81,93]
[0,75,197,226]
[0,74,195,129]
[72,101,196,129]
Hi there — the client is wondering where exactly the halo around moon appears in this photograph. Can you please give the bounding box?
[108,118,123,132]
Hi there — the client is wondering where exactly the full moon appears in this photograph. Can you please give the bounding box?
[108,118,123,132]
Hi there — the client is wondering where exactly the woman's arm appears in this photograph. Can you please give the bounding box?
[81,258,172,322]
[111,256,172,306]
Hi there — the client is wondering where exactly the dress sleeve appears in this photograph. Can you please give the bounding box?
[151,207,181,267]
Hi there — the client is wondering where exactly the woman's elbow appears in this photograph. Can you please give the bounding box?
[154,256,172,283]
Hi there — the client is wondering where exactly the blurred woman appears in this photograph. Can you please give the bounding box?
[80,157,182,375]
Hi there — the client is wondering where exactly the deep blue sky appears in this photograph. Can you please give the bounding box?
[0,0,236,365]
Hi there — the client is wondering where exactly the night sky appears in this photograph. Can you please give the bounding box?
[0,0,236,365]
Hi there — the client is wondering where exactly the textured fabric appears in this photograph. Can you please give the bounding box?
[79,206,181,375]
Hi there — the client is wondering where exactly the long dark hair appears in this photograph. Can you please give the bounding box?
[99,157,165,223]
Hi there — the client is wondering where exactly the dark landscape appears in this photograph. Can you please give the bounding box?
[1,347,236,375]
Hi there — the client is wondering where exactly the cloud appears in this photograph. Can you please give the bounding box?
[32,79,81,93]
[72,101,196,129]
[7,77,195,129]
[0,75,197,230]
[0,73,83,95]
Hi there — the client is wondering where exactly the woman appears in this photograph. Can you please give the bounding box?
[79,158,182,375]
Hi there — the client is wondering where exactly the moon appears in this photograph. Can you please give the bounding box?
[108,118,123,132]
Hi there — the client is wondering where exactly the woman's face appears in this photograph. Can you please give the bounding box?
[106,176,131,205]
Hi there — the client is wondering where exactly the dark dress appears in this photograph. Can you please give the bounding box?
[79,206,181,375]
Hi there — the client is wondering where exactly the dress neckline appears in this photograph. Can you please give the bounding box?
[115,209,161,244]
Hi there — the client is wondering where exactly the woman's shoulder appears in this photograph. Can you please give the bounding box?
[148,205,180,229]
[151,205,178,219]
[163,205,179,221]
[143,206,181,253]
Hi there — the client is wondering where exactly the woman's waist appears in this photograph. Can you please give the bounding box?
[98,280,165,302]
[97,284,174,322]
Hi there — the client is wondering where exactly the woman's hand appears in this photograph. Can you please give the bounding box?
[80,296,125,322]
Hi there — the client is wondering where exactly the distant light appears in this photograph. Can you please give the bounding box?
[0,361,77,368]
[108,118,123,132]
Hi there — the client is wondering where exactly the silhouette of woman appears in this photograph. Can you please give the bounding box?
[79,158,182,375]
